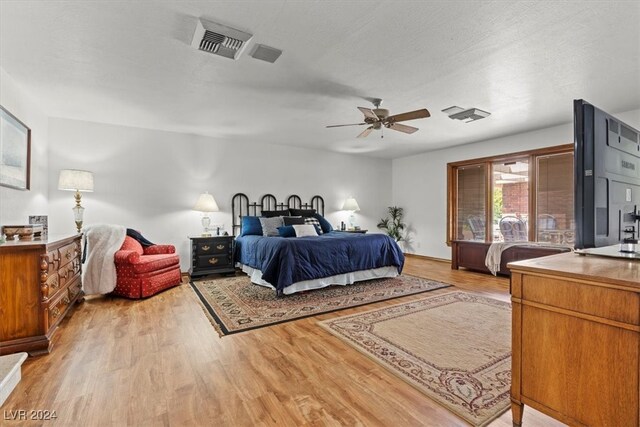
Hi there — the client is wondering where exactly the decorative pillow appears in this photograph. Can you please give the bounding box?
[277,225,297,238]
[292,224,318,237]
[304,217,323,234]
[289,208,316,217]
[313,213,333,233]
[283,216,305,226]
[259,216,284,237]
[240,216,262,236]
[262,209,289,218]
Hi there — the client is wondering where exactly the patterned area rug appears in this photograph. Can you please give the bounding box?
[190,275,450,335]
[319,291,511,427]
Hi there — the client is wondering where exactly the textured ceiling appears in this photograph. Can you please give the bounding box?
[1,0,639,158]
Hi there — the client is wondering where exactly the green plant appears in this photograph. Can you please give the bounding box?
[377,206,406,242]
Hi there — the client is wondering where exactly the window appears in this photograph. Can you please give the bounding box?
[456,164,486,241]
[447,144,573,244]
[536,152,574,244]
[492,159,529,242]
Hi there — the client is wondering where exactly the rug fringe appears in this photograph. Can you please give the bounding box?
[188,283,225,338]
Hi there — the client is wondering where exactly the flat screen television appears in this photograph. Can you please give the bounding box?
[574,99,640,249]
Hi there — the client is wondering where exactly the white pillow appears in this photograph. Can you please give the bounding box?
[292,224,318,237]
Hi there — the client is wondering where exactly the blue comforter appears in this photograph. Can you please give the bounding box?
[235,232,404,293]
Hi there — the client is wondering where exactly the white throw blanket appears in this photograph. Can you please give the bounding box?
[485,241,573,275]
[83,224,127,295]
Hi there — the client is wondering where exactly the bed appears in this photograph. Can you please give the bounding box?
[232,193,405,295]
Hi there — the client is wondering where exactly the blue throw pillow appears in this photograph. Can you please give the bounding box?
[240,216,263,236]
[277,225,297,238]
[313,213,333,233]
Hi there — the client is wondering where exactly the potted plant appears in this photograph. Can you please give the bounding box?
[377,206,406,242]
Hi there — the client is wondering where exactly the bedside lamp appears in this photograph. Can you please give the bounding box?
[193,192,219,236]
[58,169,94,233]
[342,197,360,230]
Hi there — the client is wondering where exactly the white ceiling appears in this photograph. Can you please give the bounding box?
[1,0,639,159]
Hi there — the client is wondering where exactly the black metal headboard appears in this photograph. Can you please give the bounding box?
[231,193,325,236]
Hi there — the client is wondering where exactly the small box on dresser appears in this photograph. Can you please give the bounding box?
[189,235,235,278]
[0,234,83,356]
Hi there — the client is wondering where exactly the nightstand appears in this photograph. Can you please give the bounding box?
[189,235,235,278]
[336,229,368,234]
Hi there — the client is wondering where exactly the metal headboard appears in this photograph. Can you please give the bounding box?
[231,193,326,236]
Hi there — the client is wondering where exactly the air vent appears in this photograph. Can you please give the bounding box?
[442,106,491,122]
[250,44,283,64]
[191,18,252,60]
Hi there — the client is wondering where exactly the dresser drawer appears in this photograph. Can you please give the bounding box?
[67,277,82,301]
[47,288,72,329]
[194,239,232,255]
[195,254,231,269]
[58,257,81,289]
[58,240,81,268]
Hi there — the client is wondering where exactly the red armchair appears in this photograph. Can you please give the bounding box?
[113,236,181,298]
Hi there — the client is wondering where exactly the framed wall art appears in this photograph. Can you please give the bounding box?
[0,105,31,190]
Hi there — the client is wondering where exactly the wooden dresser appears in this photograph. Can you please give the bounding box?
[509,252,639,427]
[0,235,83,356]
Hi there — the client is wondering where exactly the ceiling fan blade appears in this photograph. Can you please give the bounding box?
[357,107,379,121]
[386,109,430,123]
[357,126,374,138]
[389,123,419,134]
[326,123,367,128]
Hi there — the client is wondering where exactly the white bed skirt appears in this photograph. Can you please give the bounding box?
[237,263,399,295]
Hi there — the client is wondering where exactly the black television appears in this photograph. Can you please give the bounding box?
[574,99,640,250]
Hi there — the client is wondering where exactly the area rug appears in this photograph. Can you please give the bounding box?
[319,291,511,427]
[190,275,450,335]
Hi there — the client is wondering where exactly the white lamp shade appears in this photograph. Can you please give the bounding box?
[58,169,94,192]
[193,192,219,212]
[342,197,360,212]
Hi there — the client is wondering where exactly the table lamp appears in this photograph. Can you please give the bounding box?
[342,197,360,230]
[58,169,94,233]
[193,192,219,236]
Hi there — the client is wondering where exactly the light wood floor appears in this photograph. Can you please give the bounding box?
[3,257,564,426]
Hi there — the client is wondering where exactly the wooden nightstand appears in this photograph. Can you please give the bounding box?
[189,235,235,278]
[336,229,368,234]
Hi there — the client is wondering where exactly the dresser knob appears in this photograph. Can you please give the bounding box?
[208,258,219,265]
[216,244,225,250]
[202,245,210,251]
[63,296,70,305]
[51,307,61,319]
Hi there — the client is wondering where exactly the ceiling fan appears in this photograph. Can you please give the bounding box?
[326,98,430,138]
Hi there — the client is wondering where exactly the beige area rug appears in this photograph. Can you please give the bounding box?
[319,291,511,427]
[190,275,450,335]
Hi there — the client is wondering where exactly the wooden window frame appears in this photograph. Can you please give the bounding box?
[447,144,573,246]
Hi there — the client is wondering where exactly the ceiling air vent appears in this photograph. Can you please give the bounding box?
[191,18,252,60]
[250,44,283,64]
[442,106,491,122]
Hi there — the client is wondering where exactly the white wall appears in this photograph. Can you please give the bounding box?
[393,108,640,260]
[47,118,393,271]
[0,68,49,226]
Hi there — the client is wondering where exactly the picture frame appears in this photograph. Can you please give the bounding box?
[29,215,48,236]
[0,105,31,190]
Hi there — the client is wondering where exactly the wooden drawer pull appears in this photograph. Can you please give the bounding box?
[65,252,72,259]
[202,245,210,251]
[62,296,70,305]
[208,258,219,265]
[51,307,61,319]
[216,244,225,250]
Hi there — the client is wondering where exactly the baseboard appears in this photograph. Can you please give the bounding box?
[181,272,190,283]
[403,253,451,264]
